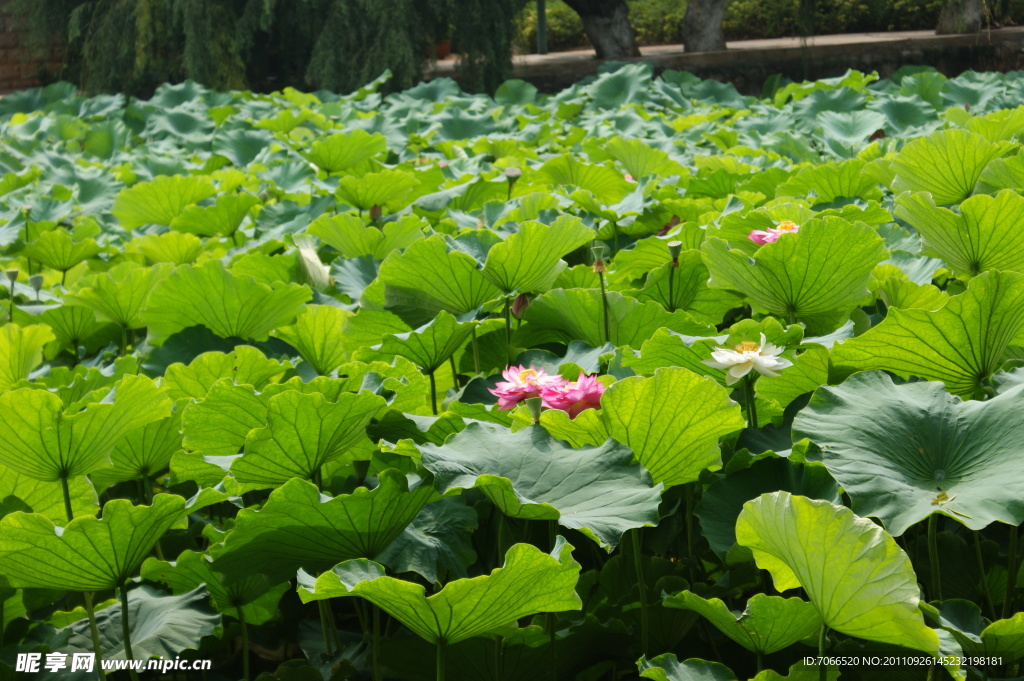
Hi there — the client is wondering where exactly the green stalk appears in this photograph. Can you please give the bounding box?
[756,649,764,673]
[83,592,107,681]
[493,637,503,681]
[436,639,446,681]
[319,601,335,656]
[470,326,481,375]
[428,370,438,415]
[60,475,74,525]
[631,530,648,656]
[974,532,997,621]
[744,375,758,429]
[684,483,696,583]
[667,263,675,312]
[548,520,558,681]
[928,514,942,601]
[1004,524,1019,619]
[372,605,382,681]
[120,585,141,681]
[448,356,460,389]
[120,325,128,356]
[238,607,250,681]
[597,270,610,346]
[503,296,512,347]
[818,626,828,681]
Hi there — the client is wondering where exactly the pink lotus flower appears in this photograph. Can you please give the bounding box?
[625,174,635,182]
[540,374,605,419]
[748,220,800,245]
[489,365,564,410]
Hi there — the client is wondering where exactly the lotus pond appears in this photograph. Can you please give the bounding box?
[1,63,1024,681]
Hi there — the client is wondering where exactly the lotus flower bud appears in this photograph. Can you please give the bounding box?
[657,215,680,237]
[511,292,530,319]
[369,204,382,222]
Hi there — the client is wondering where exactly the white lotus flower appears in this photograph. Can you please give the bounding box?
[703,333,792,385]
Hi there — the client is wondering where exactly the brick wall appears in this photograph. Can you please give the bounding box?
[0,0,64,94]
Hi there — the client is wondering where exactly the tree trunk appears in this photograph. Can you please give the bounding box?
[936,0,985,34]
[681,0,728,53]
[562,0,641,59]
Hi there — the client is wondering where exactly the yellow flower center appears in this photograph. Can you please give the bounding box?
[735,341,760,353]
[518,369,538,382]
[776,220,799,232]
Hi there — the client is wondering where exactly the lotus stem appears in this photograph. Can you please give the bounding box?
[493,636,503,681]
[974,533,997,621]
[503,295,512,347]
[928,514,942,601]
[598,270,610,346]
[744,375,758,429]
[120,325,128,356]
[238,606,250,681]
[548,521,558,679]
[436,639,446,681]
[685,483,696,583]
[319,601,334,656]
[667,265,675,312]
[631,530,649,656]
[83,593,107,681]
[119,585,141,681]
[470,326,481,375]
[756,650,764,672]
[449,355,460,389]
[60,475,74,524]
[1004,524,1019,619]
[818,626,828,681]
[372,604,382,681]
[427,370,438,415]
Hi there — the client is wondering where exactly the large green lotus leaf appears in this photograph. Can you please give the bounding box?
[895,189,1024,276]
[142,550,288,625]
[736,491,940,654]
[272,304,353,375]
[169,193,259,238]
[830,270,1024,398]
[612,232,707,283]
[415,422,662,550]
[890,128,1006,205]
[130,231,203,265]
[966,105,1024,142]
[0,492,220,590]
[113,175,217,230]
[637,654,737,681]
[375,498,477,586]
[89,412,182,489]
[335,169,420,212]
[707,203,816,257]
[0,374,172,480]
[302,130,388,173]
[926,600,1024,662]
[600,137,687,179]
[518,288,714,349]
[39,306,107,354]
[793,371,1024,535]
[975,150,1024,193]
[307,213,424,260]
[0,463,98,522]
[702,217,888,334]
[63,585,220,660]
[755,345,830,412]
[603,368,744,487]
[378,235,500,316]
[230,390,387,487]
[181,380,270,457]
[539,154,631,204]
[23,228,101,273]
[696,457,841,559]
[296,538,583,645]
[633,251,743,325]
[750,662,839,681]
[375,310,475,373]
[775,159,884,204]
[143,260,311,342]
[622,327,729,379]
[212,473,433,583]
[65,262,174,329]
[663,592,822,655]
[481,216,593,294]
[0,323,55,393]
[163,346,291,400]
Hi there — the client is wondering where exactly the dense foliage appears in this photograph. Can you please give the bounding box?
[15,0,520,96]
[2,64,1024,681]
